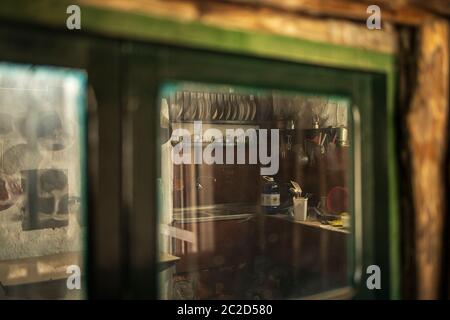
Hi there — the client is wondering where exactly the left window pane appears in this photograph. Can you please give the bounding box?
[0,63,87,299]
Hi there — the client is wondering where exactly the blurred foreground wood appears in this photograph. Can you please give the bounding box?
[407,18,449,299]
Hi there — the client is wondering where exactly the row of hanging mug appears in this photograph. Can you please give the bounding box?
[169,91,260,122]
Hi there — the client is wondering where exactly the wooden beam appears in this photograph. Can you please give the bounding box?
[77,0,397,54]
[225,0,432,25]
[412,0,450,17]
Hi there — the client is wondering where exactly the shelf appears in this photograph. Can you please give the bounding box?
[159,253,180,265]
[267,214,350,234]
[0,252,81,287]
[158,253,180,272]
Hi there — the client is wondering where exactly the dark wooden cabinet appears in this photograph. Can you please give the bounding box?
[171,215,348,298]
[263,216,348,296]
[173,218,258,273]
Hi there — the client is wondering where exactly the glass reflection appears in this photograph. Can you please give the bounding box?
[0,64,86,300]
[158,82,351,299]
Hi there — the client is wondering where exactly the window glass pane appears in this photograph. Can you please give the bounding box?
[0,63,87,299]
[158,81,352,299]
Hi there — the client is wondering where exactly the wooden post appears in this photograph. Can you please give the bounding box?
[407,17,449,299]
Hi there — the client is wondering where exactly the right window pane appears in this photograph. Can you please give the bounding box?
[158,82,352,299]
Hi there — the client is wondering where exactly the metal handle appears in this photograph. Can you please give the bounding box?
[352,105,363,286]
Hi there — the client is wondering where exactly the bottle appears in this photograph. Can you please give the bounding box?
[261,176,280,214]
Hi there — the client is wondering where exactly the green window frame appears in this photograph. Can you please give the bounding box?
[0,0,399,299]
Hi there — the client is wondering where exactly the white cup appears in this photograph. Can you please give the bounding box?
[341,213,350,229]
[293,197,308,221]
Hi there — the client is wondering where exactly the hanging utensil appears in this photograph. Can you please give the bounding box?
[191,92,199,120]
[224,94,232,120]
[203,92,211,120]
[211,92,218,121]
[237,95,244,121]
[197,92,205,120]
[217,93,225,121]
[320,133,327,154]
[230,94,238,120]
[249,95,257,121]
[243,95,251,121]
[170,92,181,122]
[182,91,191,121]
